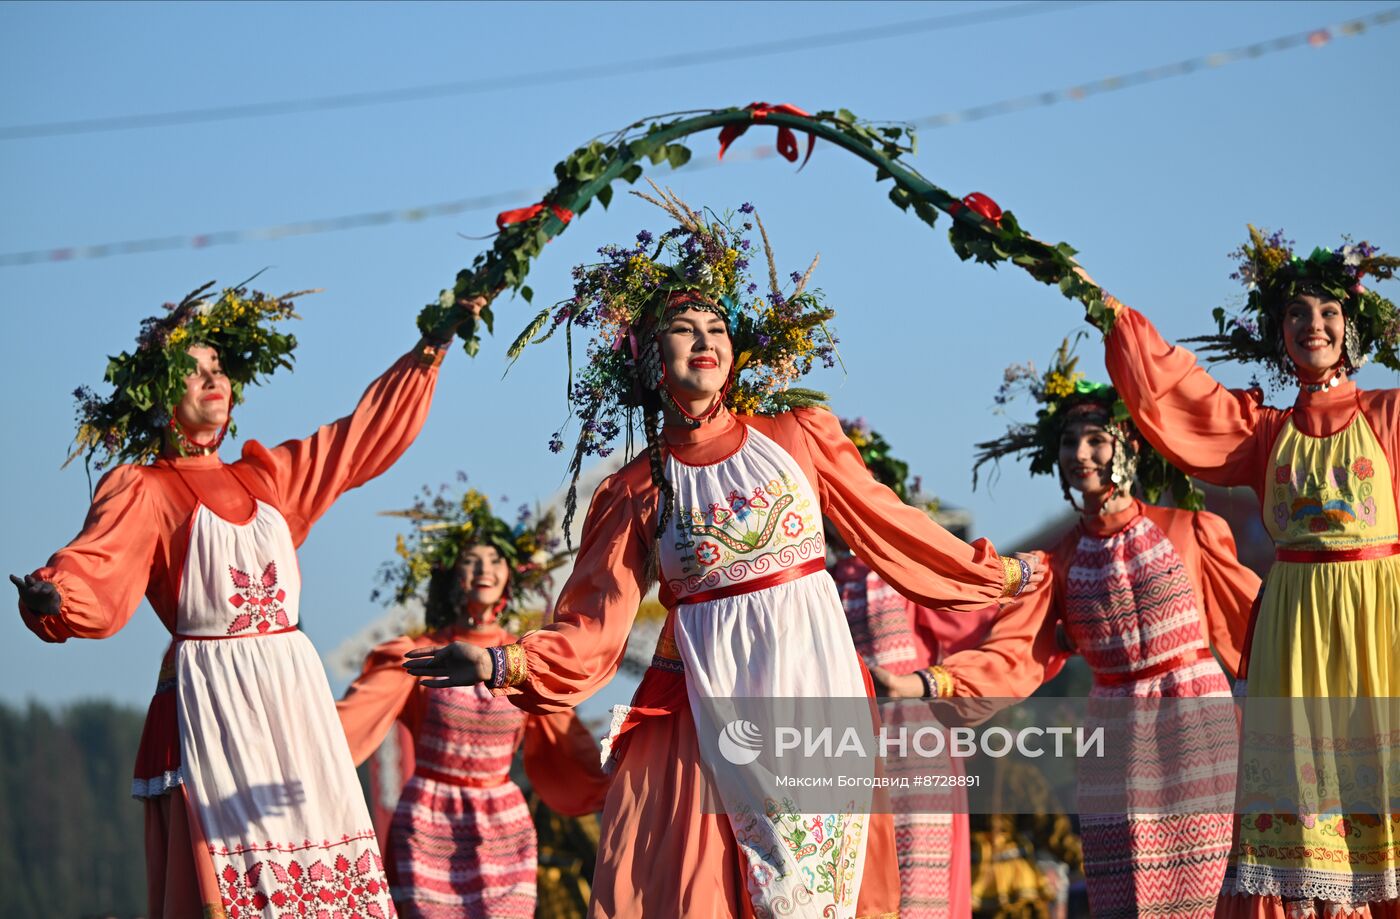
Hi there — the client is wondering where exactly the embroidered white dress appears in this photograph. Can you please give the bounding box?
[176,499,394,917]
[662,425,872,919]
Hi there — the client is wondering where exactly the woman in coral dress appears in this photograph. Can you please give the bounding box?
[337,488,610,918]
[12,282,478,919]
[1081,229,1400,917]
[918,339,1259,918]
[405,191,1040,919]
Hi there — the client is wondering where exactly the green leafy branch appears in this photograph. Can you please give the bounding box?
[421,103,1106,356]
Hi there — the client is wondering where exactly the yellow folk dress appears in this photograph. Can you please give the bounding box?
[1102,302,1399,914]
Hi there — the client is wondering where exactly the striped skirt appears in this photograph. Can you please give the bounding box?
[387,774,537,919]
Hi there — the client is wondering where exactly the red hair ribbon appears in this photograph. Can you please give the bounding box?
[717,102,816,169]
[495,202,574,232]
[947,192,1003,226]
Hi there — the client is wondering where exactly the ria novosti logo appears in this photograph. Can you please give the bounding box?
[717,719,764,765]
[716,718,1105,764]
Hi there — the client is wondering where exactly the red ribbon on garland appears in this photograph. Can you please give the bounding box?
[717,102,816,168]
[495,202,574,232]
[947,192,1003,226]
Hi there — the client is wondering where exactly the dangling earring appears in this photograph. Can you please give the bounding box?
[1343,316,1364,371]
[1108,429,1138,504]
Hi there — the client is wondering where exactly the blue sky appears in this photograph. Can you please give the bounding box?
[2,0,1397,710]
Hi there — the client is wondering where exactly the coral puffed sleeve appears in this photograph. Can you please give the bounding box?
[938,546,1072,699]
[522,710,612,816]
[1190,510,1259,680]
[1104,301,1279,490]
[19,465,161,643]
[794,407,1013,612]
[338,634,423,766]
[493,469,648,714]
[238,342,445,544]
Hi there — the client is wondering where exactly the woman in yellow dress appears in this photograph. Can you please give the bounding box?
[1080,229,1399,917]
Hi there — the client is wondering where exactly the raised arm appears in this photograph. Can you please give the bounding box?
[521,710,612,816]
[337,634,422,766]
[15,465,161,643]
[239,340,447,542]
[1103,299,1277,489]
[794,408,1018,612]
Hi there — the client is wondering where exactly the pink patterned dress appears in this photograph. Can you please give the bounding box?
[338,626,610,918]
[1065,508,1242,919]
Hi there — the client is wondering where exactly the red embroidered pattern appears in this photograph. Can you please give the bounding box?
[219,847,390,918]
[227,561,290,635]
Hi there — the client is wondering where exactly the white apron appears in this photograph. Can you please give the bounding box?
[174,497,395,917]
[663,425,873,919]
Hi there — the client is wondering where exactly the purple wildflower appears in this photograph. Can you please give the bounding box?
[739,202,755,214]
[636,230,654,247]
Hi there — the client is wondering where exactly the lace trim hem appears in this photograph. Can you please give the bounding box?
[1230,863,1400,904]
[132,768,183,799]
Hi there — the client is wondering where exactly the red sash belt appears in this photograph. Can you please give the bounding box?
[679,557,826,606]
[1275,542,1400,563]
[1093,647,1217,687]
[414,765,509,789]
[174,625,299,641]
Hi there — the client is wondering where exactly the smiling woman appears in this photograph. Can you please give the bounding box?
[1081,230,1400,917]
[403,187,1042,919]
[955,339,1258,918]
[9,282,478,919]
[337,487,609,919]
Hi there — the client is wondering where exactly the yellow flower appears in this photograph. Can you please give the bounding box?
[1043,370,1081,399]
[394,534,410,559]
[167,327,190,347]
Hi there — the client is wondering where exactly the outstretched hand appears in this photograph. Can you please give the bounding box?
[10,574,60,616]
[403,641,493,689]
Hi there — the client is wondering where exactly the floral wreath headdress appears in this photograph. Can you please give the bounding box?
[69,279,307,472]
[972,336,1203,511]
[373,481,571,633]
[508,182,841,541]
[840,416,942,516]
[1185,226,1400,388]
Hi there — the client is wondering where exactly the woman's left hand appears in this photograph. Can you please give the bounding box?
[403,641,493,688]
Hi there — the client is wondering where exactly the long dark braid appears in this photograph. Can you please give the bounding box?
[642,407,674,586]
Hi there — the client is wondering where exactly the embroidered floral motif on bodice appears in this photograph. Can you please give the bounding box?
[1265,414,1399,549]
[662,427,824,600]
[226,561,291,635]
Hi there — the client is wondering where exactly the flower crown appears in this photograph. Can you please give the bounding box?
[373,482,570,632]
[1185,225,1400,383]
[69,280,306,471]
[508,183,840,531]
[973,337,1203,509]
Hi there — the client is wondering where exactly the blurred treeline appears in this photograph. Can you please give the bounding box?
[0,700,147,919]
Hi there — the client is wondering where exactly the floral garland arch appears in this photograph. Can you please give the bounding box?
[417,102,1111,352]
